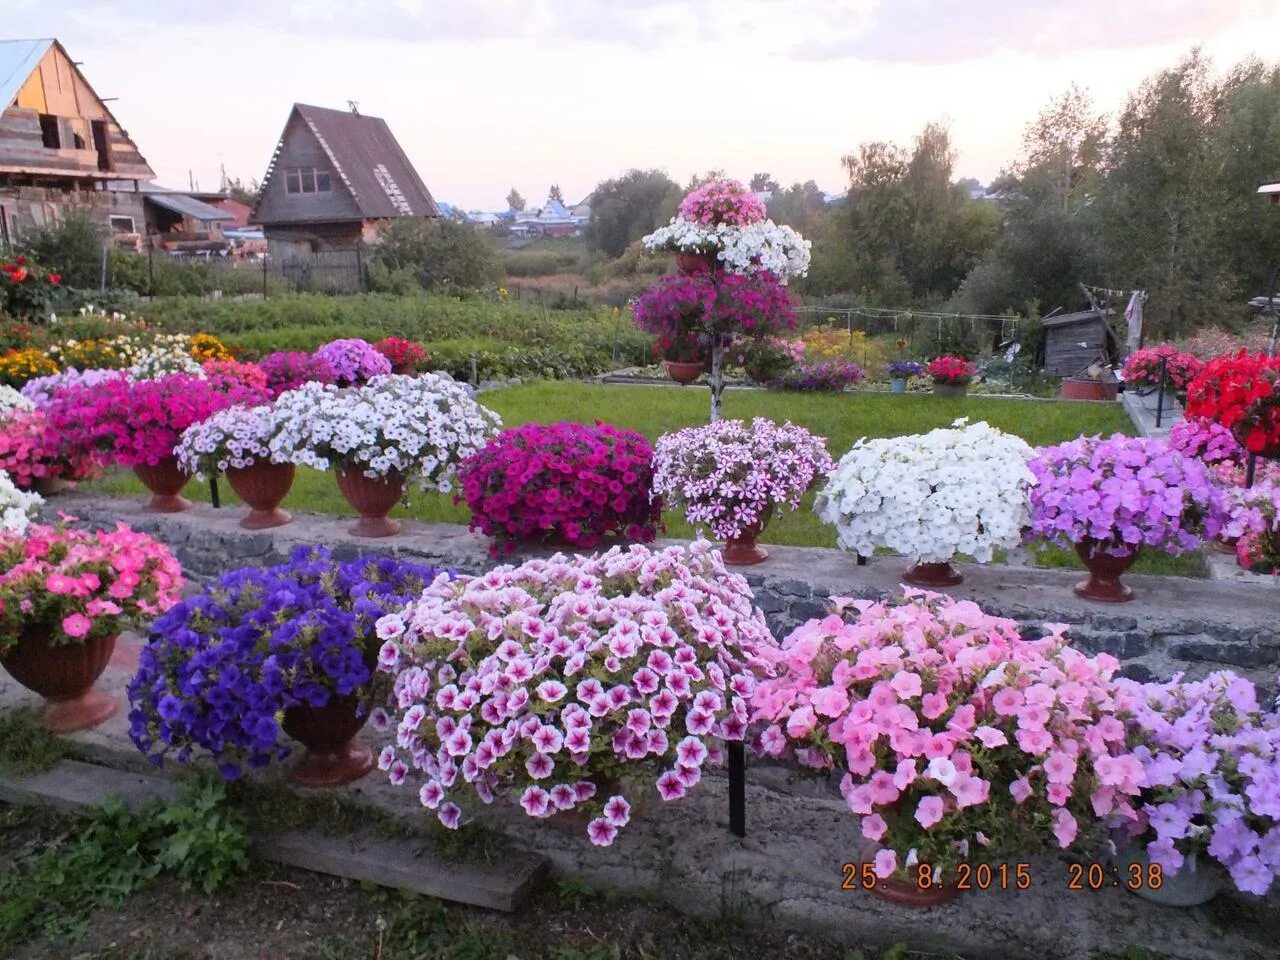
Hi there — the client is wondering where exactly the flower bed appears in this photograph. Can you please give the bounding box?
[769,359,864,392]
[1027,435,1227,555]
[0,408,97,489]
[128,547,443,780]
[313,338,392,386]
[815,419,1034,563]
[458,420,660,553]
[752,592,1143,880]
[1115,671,1280,895]
[1123,344,1203,391]
[269,374,500,488]
[373,543,777,842]
[258,350,336,397]
[374,336,428,373]
[0,522,182,652]
[652,418,833,541]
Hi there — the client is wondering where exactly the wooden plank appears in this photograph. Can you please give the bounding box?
[0,759,180,813]
[257,830,545,912]
[0,760,546,913]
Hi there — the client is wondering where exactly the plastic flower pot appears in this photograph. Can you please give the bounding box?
[890,377,907,395]
[132,455,193,513]
[932,381,968,398]
[281,691,375,788]
[1073,539,1140,603]
[722,514,770,566]
[225,462,295,530]
[664,360,704,385]
[869,873,959,908]
[1116,846,1225,907]
[902,560,963,588]
[674,251,717,274]
[1,628,118,733]
[336,468,404,538]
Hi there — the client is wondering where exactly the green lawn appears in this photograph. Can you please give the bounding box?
[82,381,1203,576]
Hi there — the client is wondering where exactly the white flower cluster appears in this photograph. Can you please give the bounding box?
[0,468,42,534]
[642,217,811,281]
[269,374,502,490]
[175,404,287,477]
[106,333,202,381]
[814,419,1036,564]
[0,385,34,419]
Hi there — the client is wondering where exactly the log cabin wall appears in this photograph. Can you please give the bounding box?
[0,184,147,245]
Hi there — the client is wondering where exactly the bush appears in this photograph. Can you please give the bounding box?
[370,219,503,290]
[16,212,105,289]
[458,420,661,553]
[501,250,576,277]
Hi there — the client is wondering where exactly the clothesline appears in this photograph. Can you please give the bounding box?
[795,305,1021,324]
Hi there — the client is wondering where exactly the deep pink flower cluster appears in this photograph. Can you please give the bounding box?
[678,179,767,227]
[46,374,265,467]
[631,271,796,343]
[373,543,777,844]
[1027,434,1228,555]
[927,356,977,385]
[1123,344,1204,390]
[0,521,183,652]
[751,592,1144,878]
[458,421,661,553]
[258,351,337,397]
[0,408,97,488]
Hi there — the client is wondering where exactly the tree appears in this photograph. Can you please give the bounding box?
[369,218,502,290]
[506,189,525,212]
[749,172,779,192]
[685,169,727,191]
[548,184,564,204]
[17,211,106,289]
[767,181,827,233]
[225,176,260,207]
[584,169,681,259]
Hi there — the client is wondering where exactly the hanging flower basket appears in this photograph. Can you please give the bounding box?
[664,360,704,384]
[675,251,718,274]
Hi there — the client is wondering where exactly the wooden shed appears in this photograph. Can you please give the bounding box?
[1042,309,1115,376]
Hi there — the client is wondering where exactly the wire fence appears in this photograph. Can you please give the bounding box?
[125,248,368,297]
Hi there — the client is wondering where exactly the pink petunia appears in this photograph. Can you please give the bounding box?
[861,813,888,841]
[61,613,92,638]
[587,817,618,847]
[520,786,551,817]
[419,781,444,809]
[873,849,897,879]
[1052,808,1077,848]
[676,735,708,768]
[950,775,990,809]
[656,770,686,801]
[603,795,632,827]
[1009,777,1032,804]
[915,795,945,828]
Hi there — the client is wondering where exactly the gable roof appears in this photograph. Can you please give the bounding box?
[0,38,51,109]
[254,103,438,222]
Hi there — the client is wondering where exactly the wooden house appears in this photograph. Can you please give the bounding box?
[1042,309,1116,376]
[251,103,438,257]
[1260,180,1280,206]
[0,38,154,246]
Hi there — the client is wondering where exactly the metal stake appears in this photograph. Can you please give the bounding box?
[728,741,746,837]
[1155,356,1168,429]
[210,474,221,509]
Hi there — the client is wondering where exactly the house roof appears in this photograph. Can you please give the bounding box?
[290,103,438,219]
[1259,181,1280,195]
[0,38,51,109]
[105,181,233,222]
[1042,309,1106,329]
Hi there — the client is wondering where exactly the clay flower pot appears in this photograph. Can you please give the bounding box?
[336,468,404,538]
[1060,378,1119,402]
[664,360,704,385]
[33,475,70,496]
[723,513,770,566]
[870,873,959,908]
[133,455,193,512]
[390,362,417,376]
[226,461,295,530]
[902,560,964,588]
[932,381,968,398]
[282,692,374,788]
[1074,539,1140,603]
[1,629,118,733]
[675,251,718,274]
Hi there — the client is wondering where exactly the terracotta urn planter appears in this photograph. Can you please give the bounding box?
[675,251,718,274]
[133,455,193,513]
[336,468,404,538]
[1060,378,1119,401]
[32,475,70,496]
[390,362,417,376]
[1,629,118,733]
[281,692,374,788]
[664,360,704,385]
[933,381,968,398]
[869,873,959,908]
[1074,539,1140,602]
[902,559,964,588]
[722,513,771,566]
[225,462,295,530]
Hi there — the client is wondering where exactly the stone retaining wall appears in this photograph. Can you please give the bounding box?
[51,495,1280,692]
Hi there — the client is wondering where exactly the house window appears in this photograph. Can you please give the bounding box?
[39,114,61,149]
[109,215,135,233]
[284,168,331,195]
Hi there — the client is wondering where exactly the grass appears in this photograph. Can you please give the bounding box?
[82,381,1203,576]
[0,707,69,774]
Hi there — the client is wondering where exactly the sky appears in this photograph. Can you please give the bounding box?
[12,1,1280,210]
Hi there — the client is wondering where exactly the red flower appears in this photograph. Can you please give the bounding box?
[47,273,60,285]
[1185,351,1280,455]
